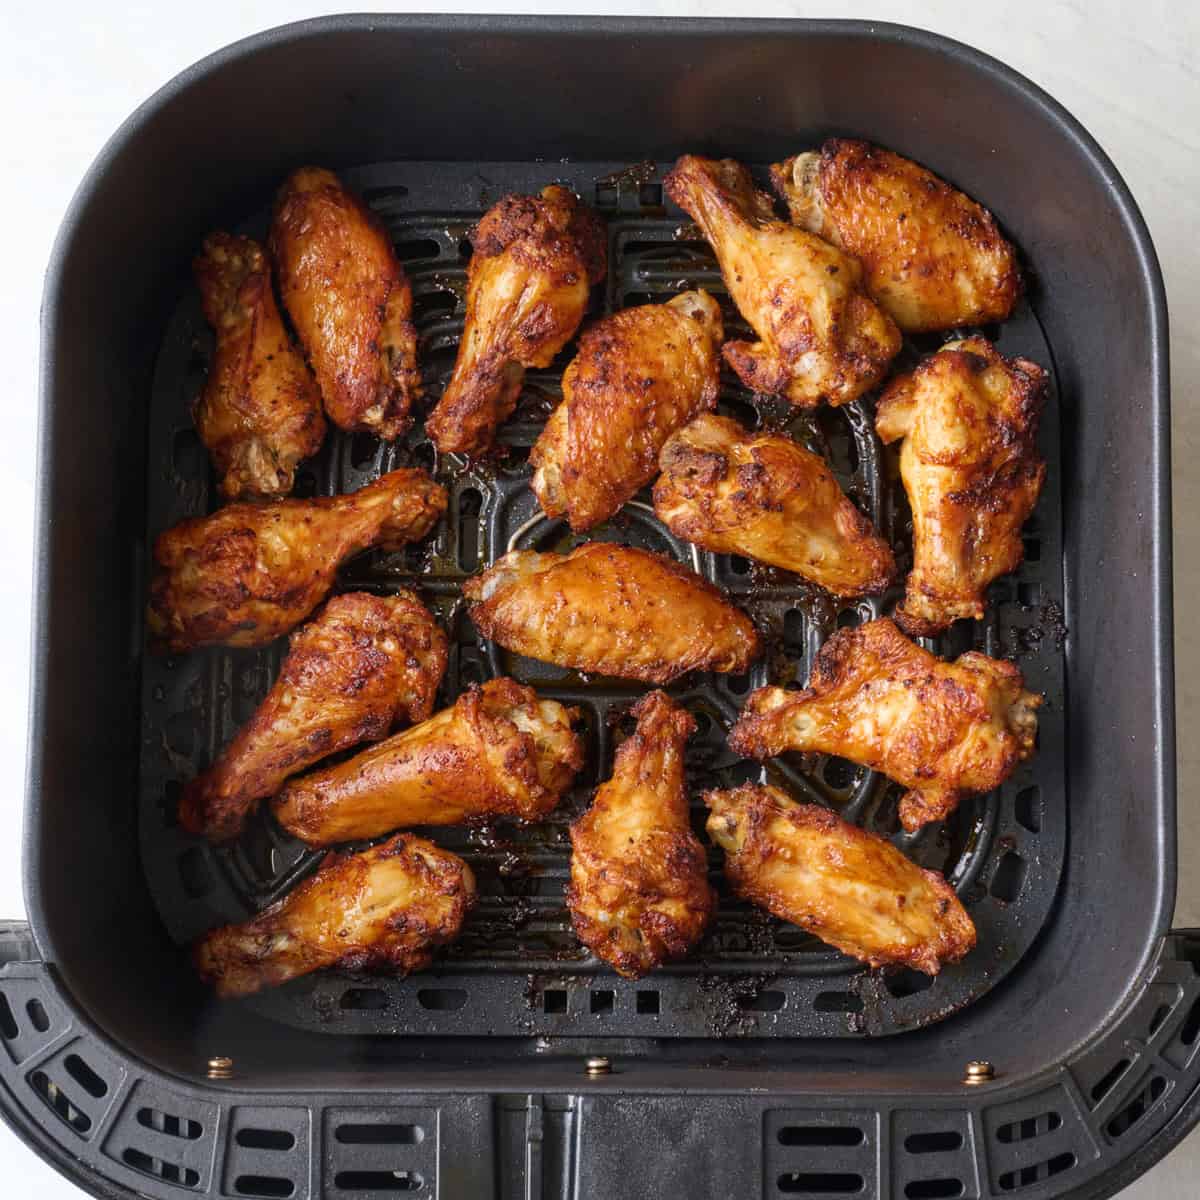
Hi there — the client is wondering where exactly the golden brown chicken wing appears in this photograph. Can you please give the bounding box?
[464,544,760,684]
[566,691,715,977]
[529,291,723,531]
[771,140,1021,333]
[273,677,583,846]
[728,618,1040,831]
[271,167,421,438]
[663,155,900,406]
[179,591,448,842]
[147,469,446,652]
[425,185,606,458]
[195,833,475,998]
[875,336,1046,635]
[192,233,326,500]
[705,784,975,974]
[654,413,895,597]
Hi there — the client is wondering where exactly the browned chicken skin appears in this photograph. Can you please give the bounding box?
[705,784,975,974]
[271,167,421,438]
[465,544,761,684]
[876,336,1047,635]
[729,619,1040,831]
[147,469,446,652]
[772,140,1021,333]
[179,591,448,842]
[195,834,475,999]
[192,233,326,500]
[664,155,900,406]
[272,677,583,846]
[567,691,715,977]
[530,291,723,531]
[426,185,606,458]
[654,413,896,597]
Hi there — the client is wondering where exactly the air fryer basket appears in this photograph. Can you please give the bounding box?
[7,15,1184,1200]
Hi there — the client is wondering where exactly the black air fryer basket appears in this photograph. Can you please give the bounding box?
[5,15,1187,1200]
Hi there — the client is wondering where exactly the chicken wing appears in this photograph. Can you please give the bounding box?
[465,544,760,684]
[179,591,448,842]
[192,233,326,500]
[875,336,1046,635]
[663,155,900,407]
[272,677,583,846]
[147,468,446,652]
[425,185,606,458]
[704,784,975,974]
[195,833,475,998]
[530,291,723,531]
[271,167,421,438]
[654,413,895,597]
[728,618,1040,831]
[771,140,1021,333]
[567,691,715,977]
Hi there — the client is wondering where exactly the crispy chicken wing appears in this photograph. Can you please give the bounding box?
[147,469,446,652]
[179,591,448,842]
[530,291,723,531]
[875,336,1046,635]
[271,167,421,438]
[273,677,583,846]
[566,691,715,977]
[771,140,1021,333]
[426,185,606,458]
[705,784,975,974]
[195,834,475,998]
[654,413,895,597]
[464,544,760,684]
[663,155,900,406]
[192,233,326,500]
[729,618,1040,831]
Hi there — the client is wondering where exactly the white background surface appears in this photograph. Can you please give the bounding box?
[1,2,1195,1196]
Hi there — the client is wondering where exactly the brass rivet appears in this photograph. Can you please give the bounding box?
[585,1055,612,1077]
[206,1056,234,1080]
[964,1060,996,1085]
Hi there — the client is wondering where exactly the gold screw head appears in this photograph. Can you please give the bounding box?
[964,1060,996,1085]
[585,1055,612,1076]
[206,1056,234,1080]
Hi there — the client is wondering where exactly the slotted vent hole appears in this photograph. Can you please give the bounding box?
[122,1147,200,1188]
[1179,993,1200,1046]
[393,238,441,262]
[904,1130,963,1154]
[636,991,661,1015]
[334,1169,423,1191]
[837,608,862,629]
[905,1181,963,1199]
[590,989,614,1015]
[29,1070,90,1134]
[990,852,1027,903]
[1091,1058,1132,1103]
[458,487,483,571]
[1015,786,1042,833]
[336,1123,424,1145]
[777,1126,864,1147]
[822,757,854,791]
[25,997,50,1034]
[730,555,751,576]
[1106,1075,1168,1139]
[236,1176,295,1198]
[886,969,934,1000]
[543,989,567,1014]
[63,1053,108,1098]
[998,1151,1075,1192]
[778,1172,864,1194]
[236,1127,296,1151]
[996,1111,1062,1143]
[138,1107,202,1140]
[1148,1001,1173,1037]
[350,433,380,470]
[783,609,805,656]
[1019,582,1042,607]
[0,992,17,1040]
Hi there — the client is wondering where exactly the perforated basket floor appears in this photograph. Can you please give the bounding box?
[139,160,1067,1038]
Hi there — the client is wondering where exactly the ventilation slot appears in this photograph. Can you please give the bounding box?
[1090,1059,1131,1104]
[1018,582,1042,607]
[25,997,50,1033]
[235,1176,295,1198]
[237,1128,296,1151]
[137,1106,202,1140]
[393,238,441,262]
[904,1131,963,1154]
[996,1111,1062,1143]
[334,1170,423,1191]
[822,757,854,791]
[905,1181,963,1199]
[590,989,614,1015]
[1179,993,1200,1046]
[341,988,389,1011]
[63,1053,108,1098]
[638,182,663,208]
[783,609,805,657]
[778,1171,864,1194]
[336,1124,424,1145]
[777,1126,864,1147]
[730,554,751,576]
[886,969,934,1000]
[1106,1075,1168,1139]
[0,992,17,1040]
[1015,786,1042,833]
[540,988,567,1014]
[990,852,1027,903]
[350,432,381,470]
[737,990,786,1013]
[29,1070,90,1134]
[457,488,483,571]
[998,1151,1075,1192]
[416,988,465,1011]
[1148,1001,1173,1037]
[636,991,660,1015]
[814,992,864,1014]
[122,1146,200,1189]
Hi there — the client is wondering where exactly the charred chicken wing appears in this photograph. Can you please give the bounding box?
[195,833,475,998]
[729,618,1039,831]
[663,155,900,406]
[705,784,975,974]
[771,140,1021,333]
[180,591,448,842]
[654,413,895,597]
[192,233,326,500]
[426,185,606,458]
[567,691,715,977]
[875,336,1047,635]
[271,167,421,438]
[272,677,583,846]
[530,291,723,531]
[465,544,760,684]
[147,468,446,652]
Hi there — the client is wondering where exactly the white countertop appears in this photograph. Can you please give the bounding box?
[2,2,1195,1196]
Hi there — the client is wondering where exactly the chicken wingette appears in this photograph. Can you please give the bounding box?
[426,185,606,458]
[192,233,326,500]
[179,591,448,842]
[147,468,446,652]
[567,691,715,977]
[653,413,896,597]
[875,336,1047,635]
[663,155,900,406]
[728,618,1040,831]
[195,834,475,998]
[272,677,583,846]
[530,291,723,531]
[465,544,761,684]
[771,139,1021,333]
[705,784,975,974]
